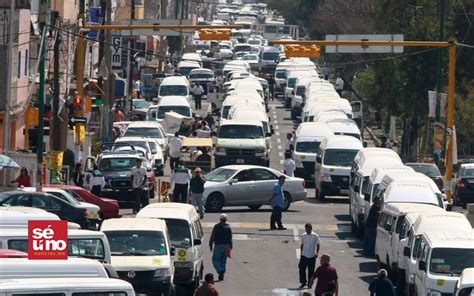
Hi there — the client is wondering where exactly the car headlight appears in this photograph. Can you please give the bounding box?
[320,173,332,182]
[174,261,193,269]
[154,268,172,277]
[427,290,442,296]
[296,161,304,168]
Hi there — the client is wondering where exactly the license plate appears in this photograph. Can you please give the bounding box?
[236,159,245,164]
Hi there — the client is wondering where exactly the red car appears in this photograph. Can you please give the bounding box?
[0,249,28,258]
[47,185,121,219]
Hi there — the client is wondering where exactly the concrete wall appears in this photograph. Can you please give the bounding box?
[51,0,78,22]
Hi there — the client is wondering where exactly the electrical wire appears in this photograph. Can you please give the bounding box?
[456,42,474,49]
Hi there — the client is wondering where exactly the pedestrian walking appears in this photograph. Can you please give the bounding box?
[204,112,215,129]
[282,151,296,177]
[89,165,106,197]
[131,158,148,214]
[73,163,84,187]
[269,175,287,230]
[299,223,321,288]
[168,132,182,170]
[170,161,191,203]
[192,83,204,110]
[363,197,381,257]
[14,167,31,188]
[369,269,396,296]
[209,214,233,281]
[308,254,339,296]
[113,107,125,122]
[321,63,329,80]
[267,75,276,100]
[190,167,206,219]
[335,76,344,96]
[194,273,219,296]
[285,132,295,154]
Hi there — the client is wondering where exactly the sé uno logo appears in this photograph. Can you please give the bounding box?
[28,220,68,260]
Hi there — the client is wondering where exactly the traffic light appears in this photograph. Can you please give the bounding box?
[198,29,231,41]
[73,95,83,117]
[284,45,321,58]
[25,106,39,127]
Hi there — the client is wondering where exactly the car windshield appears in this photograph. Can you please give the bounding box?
[262,52,279,61]
[205,168,238,182]
[296,141,321,153]
[163,219,192,248]
[157,106,191,119]
[106,230,167,256]
[430,248,474,275]
[218,124,264,139]
[64,189,86,202]
[98,158,137,172]
[8,238,105,260]
[248,39,260,45]
[288,78,297,88]
[133,100,150,109]
[243,55,257,61]
[113,141,149,153]
[179,67,198,76]
[460,167,474,177]
[276,70,286,79]
[235,45,252,52]
[124,127,163,138]
[159,85,188,96]
[323,149,359,166]
[189,73,213,79]
[407,164,441,177]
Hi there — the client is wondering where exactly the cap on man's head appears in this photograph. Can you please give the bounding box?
[194,167,202,172]
[220,213,228,221]
[278,175,286,180]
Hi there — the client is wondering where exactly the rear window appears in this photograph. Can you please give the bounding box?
[124,127,163,139]
[296,141,320,153]
[164,219,192,248]
[288,78,297,88]
[275,70,286,79]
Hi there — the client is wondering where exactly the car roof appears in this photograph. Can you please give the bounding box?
[321,135,363,149]
[460,163,474,168]
[0,207,60,227]
[0,277,133,290]
[137,202,199,221]
[370,165,414,181]
[126,121,165,128]
[101,217,166,231]
[295,122,334,137]
[189,68,213,74]
[160,76,188,85]
[422,230,474,248]
[355,147,401,162]
[157,96,191,106]
[359,158,404,174]
[232,109,268,121]
[219,119,263,127]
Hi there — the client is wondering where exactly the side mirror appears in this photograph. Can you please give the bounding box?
[170,247,176,256]
[404,246,410,257]
[364,193,370,201]
[418,260,426,271]
[193,239,202,246]
[230,179,238,184]
[316,156,322,164]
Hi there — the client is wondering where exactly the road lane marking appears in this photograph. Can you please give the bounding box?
[293,226,300,242]
[273,114,277,119]
[278,145,282,150]
[277,138,281,143]
[280,160,284,164]
[274,125,279,130]
[274,120,278,124]
[296,249,301,260]
[278,152,283,157]
[275,131,280,136]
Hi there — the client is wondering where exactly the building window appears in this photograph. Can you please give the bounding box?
[17,51,21,78]
[24,49,28,76]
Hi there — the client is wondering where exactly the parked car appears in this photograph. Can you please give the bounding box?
[454,163,474,207]
[46,185,120,219]
[202,165,307,212]
[405,162,443,190]
[132,99,151,120]
[0,191,89,229]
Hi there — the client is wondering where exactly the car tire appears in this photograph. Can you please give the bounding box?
[283,192,292,211]
[248,204,262,211]
[205,193,224,212]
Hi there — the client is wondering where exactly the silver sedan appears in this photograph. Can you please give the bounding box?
[202,165,307,212]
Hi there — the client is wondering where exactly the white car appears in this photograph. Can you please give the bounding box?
[203,165,307,212]
[242,53,260,65]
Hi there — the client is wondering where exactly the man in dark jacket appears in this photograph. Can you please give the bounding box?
[209,214,233,281]
[364,197,381,256]
[194,273,219,296]
[369,269,396,296]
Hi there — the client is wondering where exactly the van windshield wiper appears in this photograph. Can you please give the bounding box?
[111,251,150,256]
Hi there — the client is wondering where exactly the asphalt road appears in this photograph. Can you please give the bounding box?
[121,100,377,295]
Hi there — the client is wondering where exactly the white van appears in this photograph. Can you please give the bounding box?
[291,77,326,119]
[0,257,109,279]
[0,278,135,295]
[227,101,265,119]
[401,212,473,295]
[101,218,175,296]
[215,120,269,167]
[285,70,317,108]
[351,148,402,179]
[413,230,474,296]
[374,203,446,281]
[0,207,59,228]
[231,108,273,152]
[454,268,474,296]
[223,60,251,76]
[158,76,190,100]
[326,119,361,141]
[316,98,354,119]
[156,96,192,121]
[177,61,201,77]
[314,135,363,199]
[0,228,112,264]
[293,122,334,183]
[233,77,265,100]
[382,179,445,209]
[181,53,203,66]
[303,102,343,123]
[137,203,204,289]
[220,94,263,120]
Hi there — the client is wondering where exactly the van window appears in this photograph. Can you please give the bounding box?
[106,230,168,256]
[395,215,405,234]
[296,141,320,153]
[287,78,297,88]
[378,213,388,227]
[160,85,188,96]
[13,294,64,296]
[275,70,286,79]
[164,219,192,248]
[430,248,474,275]
[157,106,191,119]
[362,177,370,193]
[296,86,306,96]
[384,215,394,232]
[416,239,426,259]
[323,149,359,166]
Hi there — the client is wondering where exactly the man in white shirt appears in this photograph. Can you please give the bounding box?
[335,76,344,96]
[170,161,192,203]
[191,83,204,110]
[299,223,321,288]
[282,152,296,177]
[131,158,148,214]
[285,132,294,153]
[168,132,182,170]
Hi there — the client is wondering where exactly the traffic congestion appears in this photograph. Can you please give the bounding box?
[1,1,474,296]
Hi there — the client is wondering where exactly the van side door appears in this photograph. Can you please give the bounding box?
[192,219,204,280]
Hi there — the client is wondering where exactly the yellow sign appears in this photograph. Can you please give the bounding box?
[433,122,444,154]
[436,279,444,286]
[74,125,86,144]
[177,248,187,261]
[49,150,64,170]
[329,168,335,173]
[152,258,162,266]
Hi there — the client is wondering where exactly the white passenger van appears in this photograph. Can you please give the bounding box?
[177,61,201,77]
[401,212,473,295]
[291,77,325,119]
[351,148,402,180]
[413,230,474,296]
[374,203,446,283]
[326,119,361,141]
[158,76,190,100]
[315,111,348,124]
[380,179,445,209]
[274,58,316,98]
[0,257,109,279]
[223,60,251,76]
[0,207,59,228]
[0,278,135,295]
[293,122,334,183]
[155,96,192,121]
[314,135,363,199]
[137,203,204,290]
[0,228,111,263]
[220,94,263,120]
[215,120,269,167]
[303,102,343,123]
[316,98,354,118]
[231,108,273,152]
[181,53,203,67]
[233,77,264,99]
[101,218,175,295]
[285,70,317,108]
[454,268,474,296]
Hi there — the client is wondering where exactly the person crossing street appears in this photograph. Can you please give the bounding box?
[299,223,321,288]
[209,214,233,281]
[189,167,206,219]
[192,83,204,110]
[131,158,148,214]
[269,175,287,230]
[170,161,191,203]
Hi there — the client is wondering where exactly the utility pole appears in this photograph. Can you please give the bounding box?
[3,0,14,152]
[126,0,136,120]
[435,0,445,121]
[36,25,47,191]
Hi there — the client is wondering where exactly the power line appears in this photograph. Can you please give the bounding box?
[456,42,474,49]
